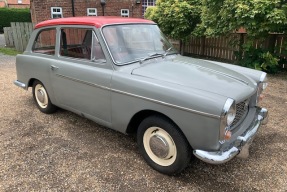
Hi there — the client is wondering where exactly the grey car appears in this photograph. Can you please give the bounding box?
[14,17,268,175]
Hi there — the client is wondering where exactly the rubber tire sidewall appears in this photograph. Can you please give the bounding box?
[137,115,192,175]
[32,80,57,114]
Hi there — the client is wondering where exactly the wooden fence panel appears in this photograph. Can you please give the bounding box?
[3,22,34,52]
[275,35,287,58]
[3,27,14,47]
[175,33,287,64]
[183,35,240,63]
[11,22,22,51]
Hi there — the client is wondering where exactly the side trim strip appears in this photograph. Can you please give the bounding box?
[56,74,220,119]
[112,89,220,119]
[56,74,111,91]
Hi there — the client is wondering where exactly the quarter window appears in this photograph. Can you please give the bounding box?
[87,8,97,16]
[51,7,63,19]
[121,9,129,17]
[32,28,57,55]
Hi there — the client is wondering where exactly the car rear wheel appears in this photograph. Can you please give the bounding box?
[32,80,57,114]
[137,115,192,175]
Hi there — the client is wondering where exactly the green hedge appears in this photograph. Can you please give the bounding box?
[0,8,31,32]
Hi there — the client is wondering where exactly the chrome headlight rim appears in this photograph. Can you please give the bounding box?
[219,98,236,142]
[257,73,268,104]
[259,72,268,90]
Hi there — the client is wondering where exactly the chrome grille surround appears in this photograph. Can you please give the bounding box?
[230,99,249,128]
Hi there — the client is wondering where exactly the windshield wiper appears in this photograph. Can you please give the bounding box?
[139,47,176,64]
[163,47,173,58]
[139,52,164,64]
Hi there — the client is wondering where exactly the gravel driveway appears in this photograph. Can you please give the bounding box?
[0,54,286,191]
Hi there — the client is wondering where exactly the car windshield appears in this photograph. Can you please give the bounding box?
[102,24,177,65]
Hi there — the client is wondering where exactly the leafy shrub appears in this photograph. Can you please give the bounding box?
[144,0,201,41]
[0,8,31,32]
[235,42,280,74]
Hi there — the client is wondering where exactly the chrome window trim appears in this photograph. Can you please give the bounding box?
[56,73,220,119]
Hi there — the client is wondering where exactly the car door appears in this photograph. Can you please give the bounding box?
[50,27,112,124]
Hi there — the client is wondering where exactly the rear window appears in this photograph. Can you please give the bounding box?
[32,28,56,55]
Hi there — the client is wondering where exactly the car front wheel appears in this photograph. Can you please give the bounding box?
[137,115,192,175]
[32,80,57,114]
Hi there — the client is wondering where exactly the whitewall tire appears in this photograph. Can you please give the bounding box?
[32,80,57,114]
[137,115,192,175]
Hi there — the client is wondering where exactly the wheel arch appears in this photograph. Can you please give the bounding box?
[126,110,165,134]
[28,78,38,88]
[126,110,189,145]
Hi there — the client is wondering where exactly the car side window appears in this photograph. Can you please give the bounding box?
[60,28,93,60]
[32,28,56,55]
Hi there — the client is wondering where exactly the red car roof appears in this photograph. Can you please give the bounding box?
[35,16,155,29]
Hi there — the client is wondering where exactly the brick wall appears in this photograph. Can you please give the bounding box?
[31,0,143,24]
[0,1,6,7]
[7,0,30,4]
[8,4,29,8]
[7,0,30,8]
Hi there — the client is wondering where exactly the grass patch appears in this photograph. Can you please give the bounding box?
[0,47,22,56]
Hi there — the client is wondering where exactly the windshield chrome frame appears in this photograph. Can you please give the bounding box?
[100,23,176,66]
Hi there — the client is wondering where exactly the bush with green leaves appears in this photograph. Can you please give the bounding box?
[145,0,201,41]
[235,42,280,73]
[196,0,287,38]
[0,8,31,32]
[196,0,286,73]
[146,0,286,73]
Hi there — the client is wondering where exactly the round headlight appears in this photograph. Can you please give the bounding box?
[257,73,268,105]
[222,98,236,126]
[220,98,236,142]
[226,106,236,126]
[259,73,268,90]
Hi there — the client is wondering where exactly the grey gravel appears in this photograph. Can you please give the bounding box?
[0,54,287,191]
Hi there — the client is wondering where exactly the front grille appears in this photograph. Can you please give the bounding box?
[231,100,249,128]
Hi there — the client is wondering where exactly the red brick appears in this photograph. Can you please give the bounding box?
[31,0,145,24]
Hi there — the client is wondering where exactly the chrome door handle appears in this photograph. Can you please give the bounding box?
[51,65,59,70]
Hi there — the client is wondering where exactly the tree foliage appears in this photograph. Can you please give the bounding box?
[198,0,287,73]
[145,0,287,39]
[197,0,287,38]
[145,0,286,73]
[145,0,201,40]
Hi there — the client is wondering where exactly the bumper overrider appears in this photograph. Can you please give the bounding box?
[193,107,268,164]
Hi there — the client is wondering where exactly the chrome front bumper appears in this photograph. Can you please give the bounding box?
[193,107,268,164]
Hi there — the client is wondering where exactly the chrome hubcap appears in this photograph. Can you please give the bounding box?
[37,89,45,103]
[143,127,177,166]
[35,84,48,108]
[149,135,169,159]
